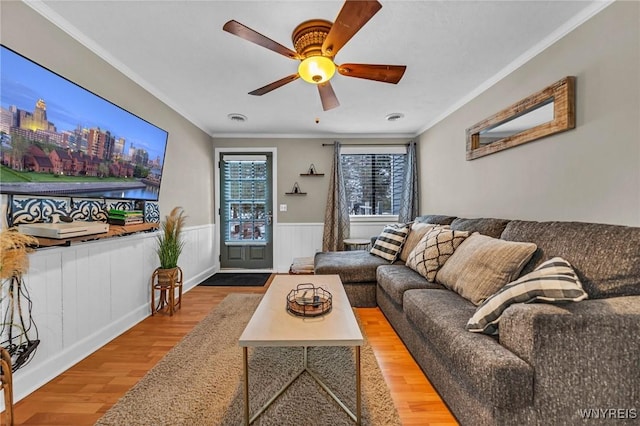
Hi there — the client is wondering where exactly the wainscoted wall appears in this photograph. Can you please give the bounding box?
[349,221,391,240]
[9,224,215,405]
[274,223,324,271]
[10,219,391,404]
[272,221,389,271]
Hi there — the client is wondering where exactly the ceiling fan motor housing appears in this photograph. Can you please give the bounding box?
[292,19,333,59]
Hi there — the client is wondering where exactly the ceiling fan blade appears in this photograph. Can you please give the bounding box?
[338,63,407,84]
[317,81,340,111]
[249,74,300,96]
[223,20,300,60]
[322,0,382,57]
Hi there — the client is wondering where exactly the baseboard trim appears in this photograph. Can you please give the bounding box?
[11,303,149,406]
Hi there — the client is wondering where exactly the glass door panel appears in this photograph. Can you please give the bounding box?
[219,153,273,269]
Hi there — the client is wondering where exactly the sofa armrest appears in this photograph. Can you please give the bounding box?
[500,296,640,417]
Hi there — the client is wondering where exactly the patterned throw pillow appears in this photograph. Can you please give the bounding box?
[370,223,411,263]
[406,227,470,282]
[144,201,160,223]
[467,257,588,335]
[10,196,69,225]
[399,223,449,262]
[107,200,135,212]
[70,199,108,222]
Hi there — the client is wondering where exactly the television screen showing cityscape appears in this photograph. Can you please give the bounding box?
[0,44,168,202]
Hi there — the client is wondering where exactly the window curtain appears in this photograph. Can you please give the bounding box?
[398,141,419,223]
[323,142,350,251]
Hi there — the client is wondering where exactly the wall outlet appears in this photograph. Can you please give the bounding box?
[279,204,287,212]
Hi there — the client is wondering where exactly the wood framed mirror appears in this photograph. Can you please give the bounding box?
[466,76,575,160]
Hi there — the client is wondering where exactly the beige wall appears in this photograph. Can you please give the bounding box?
[1,1,214,226]
[5,2,637,228]
[213,138,411,222]
[418,1,640,226]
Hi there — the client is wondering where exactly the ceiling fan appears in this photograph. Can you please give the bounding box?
[223,0,406,111]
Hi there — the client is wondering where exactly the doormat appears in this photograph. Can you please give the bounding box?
[198,273,272,287]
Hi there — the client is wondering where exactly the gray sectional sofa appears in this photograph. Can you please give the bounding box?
[314,215,640,425]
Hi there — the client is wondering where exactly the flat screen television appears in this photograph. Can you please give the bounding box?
[0,44,168,202]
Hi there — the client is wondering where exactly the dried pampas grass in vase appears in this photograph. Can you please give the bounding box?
[0,228,38,280]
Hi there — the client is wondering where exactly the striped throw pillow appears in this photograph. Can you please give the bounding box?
[467,257,588,335]
[370,224,410,263]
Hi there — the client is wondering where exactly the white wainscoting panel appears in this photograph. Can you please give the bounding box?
[22,251,64,376]
[274,223,324,272]
[8,219,389,404]
[350,222,388,240]
[181,224,216,290]
[7,224,215,406]
[272,221,387,272]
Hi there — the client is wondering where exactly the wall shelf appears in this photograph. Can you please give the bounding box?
[286,182,306,195]
[32,222,159,248]
[301,164,323,176]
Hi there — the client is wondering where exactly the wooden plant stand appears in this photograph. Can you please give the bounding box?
[151,266,183,316]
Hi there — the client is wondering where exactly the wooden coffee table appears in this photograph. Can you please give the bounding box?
[239,274,364,425]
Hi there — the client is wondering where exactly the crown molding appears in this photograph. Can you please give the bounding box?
[210,132,416,139]
[415,0,615,137]
[23,0,614,140]
[22,0,211,133]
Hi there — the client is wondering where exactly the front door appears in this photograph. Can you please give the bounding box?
[219,153,273,269]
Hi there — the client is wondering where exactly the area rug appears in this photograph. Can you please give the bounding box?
[197,272,272,287]
[96,294,401,425]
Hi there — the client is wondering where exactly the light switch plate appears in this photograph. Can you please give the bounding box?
[279,204,287,212]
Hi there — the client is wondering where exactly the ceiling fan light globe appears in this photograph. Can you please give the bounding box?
[298,56,336,84]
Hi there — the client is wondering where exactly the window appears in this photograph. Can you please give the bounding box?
[340,146,407,216]
[222,155,267,242]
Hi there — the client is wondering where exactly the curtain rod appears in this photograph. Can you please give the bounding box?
[322,142,411,147]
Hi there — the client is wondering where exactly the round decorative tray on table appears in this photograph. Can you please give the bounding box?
[286,283,332,317]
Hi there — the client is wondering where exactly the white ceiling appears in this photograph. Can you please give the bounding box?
[26,0,609,139]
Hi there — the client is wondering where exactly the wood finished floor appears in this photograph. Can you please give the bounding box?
[10,279,457,425]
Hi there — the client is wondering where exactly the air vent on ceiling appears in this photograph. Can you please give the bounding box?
[385,113,404,122]
[227,113,247,122]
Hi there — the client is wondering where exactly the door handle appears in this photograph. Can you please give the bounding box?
[266,211,272,226]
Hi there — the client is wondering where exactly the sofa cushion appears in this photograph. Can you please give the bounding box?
[377,265,444,306]
[467,257,588,335]
[406,228,469,282]
[501,220,640,299]
[403,289,534,408]
[314,251,390,283]
[414,214,457,225]
[450,217,511,239]
[437,233,537,305]
[399,222,447,262]
[370,223,410,262]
